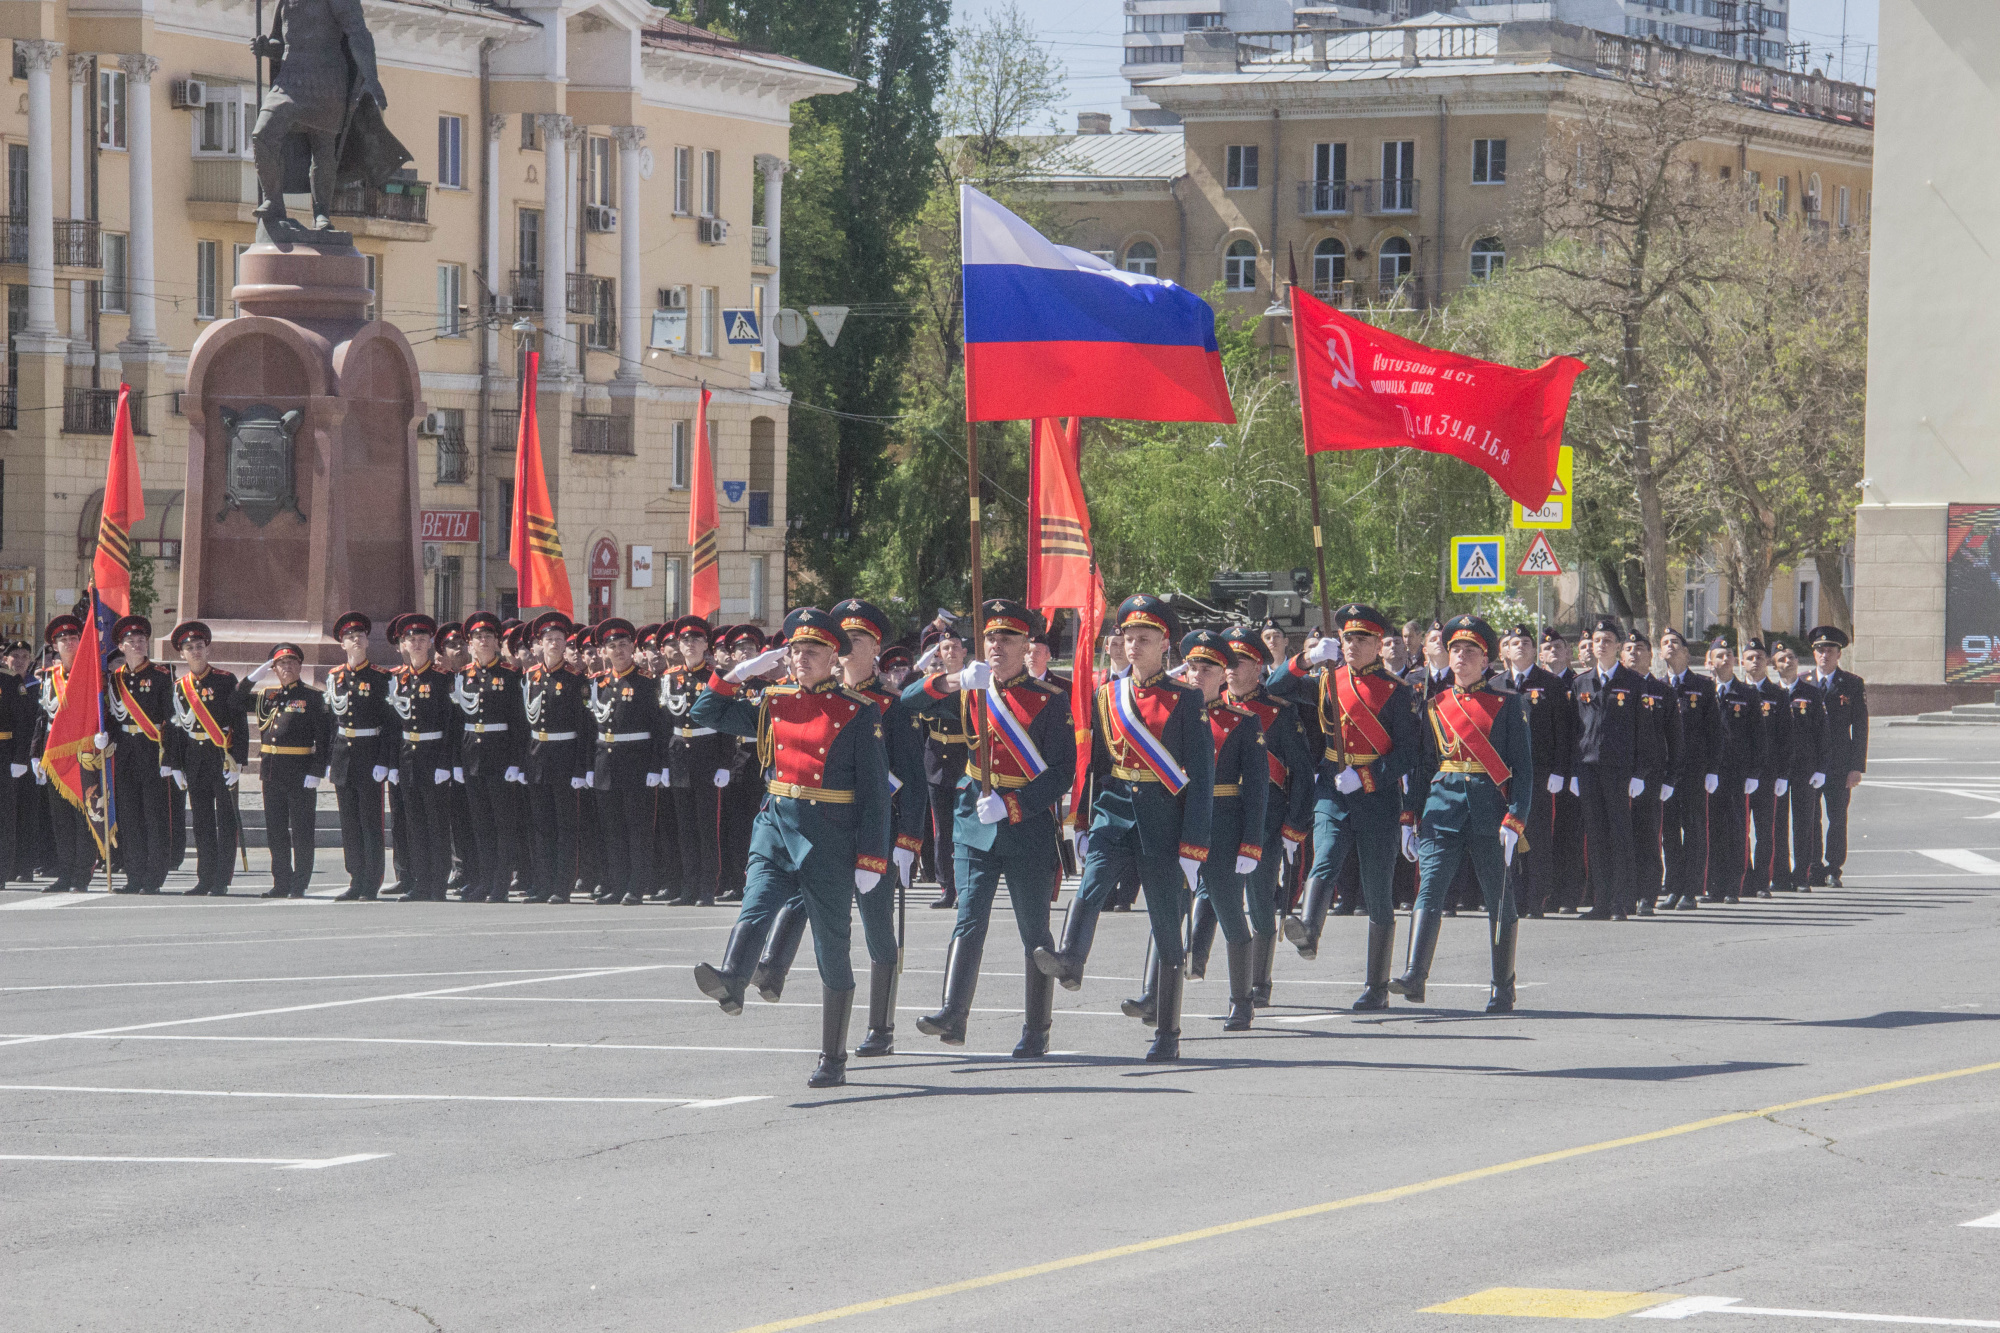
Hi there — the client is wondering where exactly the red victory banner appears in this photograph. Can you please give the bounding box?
[1290,286,1585,509]
[92,384,145,616]
[509,351,574,615]
[688,384,719,619]
[45,589,113,863]
[1027,417,1091,611]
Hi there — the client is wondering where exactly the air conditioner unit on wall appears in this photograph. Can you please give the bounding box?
[171,79,207,109]
[697,216,730,246]
[585,205,618,233]
[420,411,445,436]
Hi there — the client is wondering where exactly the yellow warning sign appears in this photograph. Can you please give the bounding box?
[1512,445,1574,530]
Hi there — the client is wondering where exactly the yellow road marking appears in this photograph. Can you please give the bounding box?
[1422,1288,1675,1318]
[729,1058,2000,1333]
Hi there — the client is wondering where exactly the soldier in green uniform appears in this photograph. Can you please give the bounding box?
[1394,615,1534,1013]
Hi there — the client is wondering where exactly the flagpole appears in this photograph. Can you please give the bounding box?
[967,419,990,800]
[1289,283,1336,637]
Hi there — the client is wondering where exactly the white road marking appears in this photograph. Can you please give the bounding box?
[1963,1209,2000,1228]
[0,893,108,911]
[0,1032,1073,1059]
[1634,1295,2000,1326]
[0,1084,768,1108]
[0,1152,391,1170]
[418,995,1242,1020]
[1918,849,2000,874]
[0,967,599,993]
[0,922,738,954]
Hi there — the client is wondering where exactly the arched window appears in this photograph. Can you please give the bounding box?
[1378,235,1412,289]
[1807,172,1822,217]
[1223,238,1258,290]
[1123,241,1158,276]
[1469,237,1505,282]
[1312,237,1346,294]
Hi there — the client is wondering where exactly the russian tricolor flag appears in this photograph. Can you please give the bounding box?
[961,185,1236,424]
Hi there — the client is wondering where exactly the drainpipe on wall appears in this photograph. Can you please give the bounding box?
[1171,172,1189,285]
[1269,108,1281,302]
[475,40,493,606]
[1434,95,1447,306]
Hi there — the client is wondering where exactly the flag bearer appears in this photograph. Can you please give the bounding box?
[168,622,248,896]
[106,615,175,894]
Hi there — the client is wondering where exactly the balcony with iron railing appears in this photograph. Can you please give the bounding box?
[64,386,142,435]
[572,413,633,456]
[1360,178,1419,215]
[1297,180,1352,216]
[0,217,101,267]
[0,384,15,430]
[329,178,429,225]
[511,270,543,313]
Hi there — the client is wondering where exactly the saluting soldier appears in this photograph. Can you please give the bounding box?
[1495,624,1573,920]
[106,615,175,894]
[916,624,972,910]
[901,599,1074,1056]
[30,617,95,892]
[585,619,661,907]
[1659,628,1723,911]
[1266,603,1421,1011]
[1033,595,1214,1062]
[1622,631,1679,915]
[1565,616,1645,921]
[692,608,893,1089]
[661,616,731,906]
[520,612,588,902]
[1807,626,1866,887]
[1395,616,1534,1013]
[167,621,247,896]
[235,643,331,898]
[1769,642,1827,891]
[325,612,396,901]
[1740,639,1789,900]
[1709,639,1768,903]
[384,613,461,902]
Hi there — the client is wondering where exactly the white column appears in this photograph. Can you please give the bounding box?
[69,55,89,342]
[21,40,63,339]
[612,126,643,382]
[756,154,788,390]
[118,54,160,349]
[537,114,571,376]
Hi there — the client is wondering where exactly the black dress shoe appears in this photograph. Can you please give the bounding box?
[334,888,365,901]
[260,888,287,898]
[41,883,71,893]
[1637,900,1654,916]
[1580,909,1612,920]
[622,893,646,905]
[929,895,957,910]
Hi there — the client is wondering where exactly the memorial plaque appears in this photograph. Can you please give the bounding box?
[217,405,305,526]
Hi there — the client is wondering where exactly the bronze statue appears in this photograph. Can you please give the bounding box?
[249,0,411,238]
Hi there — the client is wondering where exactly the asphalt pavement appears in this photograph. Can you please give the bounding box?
[3,720,1998,1333]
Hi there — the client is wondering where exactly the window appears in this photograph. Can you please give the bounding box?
[1223,238,1258,290]
[1796,580,1814,638]
[517,208,541,272]
[1806,172,1821,217]
[232,242,250,317]
[1777,174,1789,218]
[748,555,767,623]
[1472,138,1506,184]
[584,276,615,350]
[1836,184,1850,227]
[97,67,126,150]
[100,233,128,312]
[1469,237,1505,282]
[10,43,24,80]
[700,149,721,217]
[362,253,378,321]
[1123,241,1157,276]
[1224,145,1259,190]
[196,89,251,158]
[699,286,718,355]
[1123,46,1183,64]
[662,557,683,619]
[748,416,775,528]
[437,263,465,336]
[670,419,691,488]
[587,135,613,207]
[434,408,467,484]
[673,146,692,215]
[1378,235,1412,288]
[1313,141,1347,184]
[1312,237,1345,292]
[1744,168,1761,217]
[437,115,463,188]
[195,241,218,319]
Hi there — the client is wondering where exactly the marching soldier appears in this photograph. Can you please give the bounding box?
[901,599,1074,1056]
[1622,631,1678,915]
[236,643,331,898]
[385,613,461,902]
[521,611,588,902]
[662,616,731,906]
[1033,595,1214,1062]
[1740,639,1789,900]
[106,615,175,894]
[1808,626,1867,887]
[715,624,770,904]
[1495,624,1573,920]
[452,611,527,902]
[1709,638,1768,904]
[1566,616,1644,921]
[32,617,95,892]
[325,612,396,901]
[1267,604,1421,1011]
[168,622,247,896]
[1395,616,1533,1013]
[1659,629,1723,911]
[691,607,893,1089]
[587,619,661,907]
[1769,642,1827,890]
[918,624,971,910]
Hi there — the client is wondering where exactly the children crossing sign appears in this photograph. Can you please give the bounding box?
[1449,535,1505,593]
[1517,531,1563,576]
[1511,445,1574,529]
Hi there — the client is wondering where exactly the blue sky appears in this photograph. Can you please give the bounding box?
[979,0,1881,127]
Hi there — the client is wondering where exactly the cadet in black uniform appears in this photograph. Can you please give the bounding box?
[236,643,331,897]
[106,615,175,894]
[1808,626,1867,886]
[385,613,462,901]
[662,616,731,906]
[1741,639,1788,900]
[1658,629,1723,910]
[1770,642,1827,891]
[590,618,663,906]
[1495,624,1573,920]
[522,612,588,902]
[326,612,396,901]
[1566,615,1645,920]
[1621,631,1678,915]
[454,611,528,902]
[167,621,247,895]
[0,640,30,891]
[1709,639,1769,903]
[1540,627,1588,914]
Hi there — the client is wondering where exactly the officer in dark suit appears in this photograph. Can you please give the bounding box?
[1658,628,1722,910]
[326,612,395,901]
[1566,615,1645,920]
[453,611,527,902]
[106,615,175,894]
[1808,626,1867,886]
[167,621,248,896]
[1495,624,1573,920]
[1771,641,1827,891]
[1740,639,1789,900]
[235,643,331,898]
[385,613,461,902]
[520,612,588,902]
[587,618,663,907]
[1709,639,1769,904]
[1622,630,1678,915]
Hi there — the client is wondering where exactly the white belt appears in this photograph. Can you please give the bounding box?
[534,730,579,742]
[602,731,653,743]
[340,727,381,738]
[404,730,445,742]
[675,726,717,737]
[469,722,509,733]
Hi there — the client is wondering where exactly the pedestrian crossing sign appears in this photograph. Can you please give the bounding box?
[1511,445,1574,530]
[1517,531,1563,576]
[722,309,762,345]
[1450,535,1505,593]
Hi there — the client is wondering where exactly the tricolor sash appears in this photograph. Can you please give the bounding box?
[985,682,1049,780]
[178,672,232,749]
[1334,666,1395,755]
[1109,676,1188,794]
[1434,688,1512,789]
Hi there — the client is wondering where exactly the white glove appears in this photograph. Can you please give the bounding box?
[1499,824,1519,866]
[1809,771,1825,789]
[893,846,916,886]
[713,768,730,788]
[659,768,672,786]
[1075,830,1089,864]
[171,770,187,790]
[1546,773,1563,794]
[434,767,451,785]
[1305,637,1339,666]
[1628,776,1645,799]
[1234,853,1257,875]
[387,768,399,786]
[1705,773,1719,794]
[1567,776,1579,796]
[645,771,661,788]
[93,731,109,751]
[855,868,882,894]
[1334,765,1363,795]
[1179,855,1202,893]
[1399,824,1418,862]
[31,758,44,784]
[1659,784,1674,802]
[959,660,992,691]
[570,775,588,789]
[976,791,1008,824]
[913,643,942,673]
[1166,663,1190,681]
[726,647,787,683]
[505,766,523,784]
[372,765,389,783]
[1774,777,1789,797]
[248,659,275,683]
[13,763,29,778]
[304,774,320,789]
[224,770,239,788]
[1744,777,1759,795]
[452,766,465,785]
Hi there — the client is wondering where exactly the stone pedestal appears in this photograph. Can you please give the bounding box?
[178,233,424,673]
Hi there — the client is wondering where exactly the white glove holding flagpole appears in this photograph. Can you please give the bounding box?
[1305,637,1340,666]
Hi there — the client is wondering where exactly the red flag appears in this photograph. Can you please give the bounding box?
[45,590,113,861]
[92,384,145,616]
[1290,287,1585,509]
[509,351,574,615]
[1029,418,1089,610]
[1068,566,1104,827]
[689,384,719,620]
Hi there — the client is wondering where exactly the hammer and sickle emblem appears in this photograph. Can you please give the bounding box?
[1326,326,1359,392]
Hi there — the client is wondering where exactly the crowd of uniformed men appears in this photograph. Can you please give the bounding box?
[0,594,1867,1089]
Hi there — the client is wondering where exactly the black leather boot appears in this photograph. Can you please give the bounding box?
[1146,959,1183,1062]
[1032,898,1101,991]
[808,987,853,1089]
[1353,917,1395,1011]
[750,900,809,1003]
[1186,897,1216,979]
[1120,938,1159,1024]
[1486,916,1519,1013]
[1280,875,1332,960]
[1222,937,1254,1031]
[1250,931,1277,1007]
[1014,952,1054,1059]
[916,935,983,1045]
[692,920,765,1015]
[855,960,898,1056]
[1390,910,1442,1003]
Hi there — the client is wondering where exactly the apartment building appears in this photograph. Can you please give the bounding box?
[0,0,850,642]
